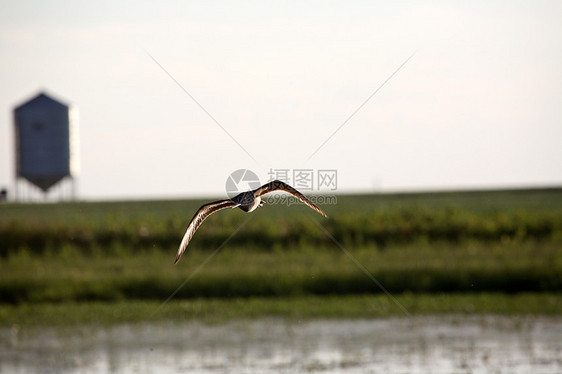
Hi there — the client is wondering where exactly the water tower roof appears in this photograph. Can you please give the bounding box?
[14,92,69,112]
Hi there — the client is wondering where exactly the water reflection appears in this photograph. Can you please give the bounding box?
[1,315,561,373]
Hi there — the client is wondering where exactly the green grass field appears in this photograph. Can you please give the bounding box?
[2,188,561,255]
[1,187,561,325]
[2,294,561,327]
[1,242,561,303]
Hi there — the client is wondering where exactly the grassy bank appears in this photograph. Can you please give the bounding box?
[1,243,561,303]
[1,293,561,327]
[1,188,561,322]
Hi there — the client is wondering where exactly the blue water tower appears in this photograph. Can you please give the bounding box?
[13,91,79,200]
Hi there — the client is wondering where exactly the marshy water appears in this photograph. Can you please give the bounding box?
[2,315,561,373]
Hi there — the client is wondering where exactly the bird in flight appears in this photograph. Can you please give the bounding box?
[175,180,328,263]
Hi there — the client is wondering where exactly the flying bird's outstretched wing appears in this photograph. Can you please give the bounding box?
[175,199,239,264]
[253,180,328,218]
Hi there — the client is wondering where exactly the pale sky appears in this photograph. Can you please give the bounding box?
[1,1,561,200]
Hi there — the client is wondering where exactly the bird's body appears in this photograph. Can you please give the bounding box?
[231,191,263,212]
[175,180,327,263]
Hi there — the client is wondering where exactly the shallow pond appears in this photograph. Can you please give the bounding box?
[1,315,561,373]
